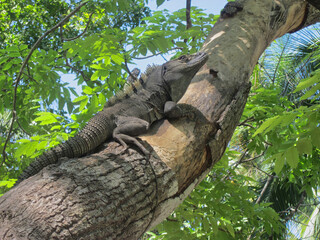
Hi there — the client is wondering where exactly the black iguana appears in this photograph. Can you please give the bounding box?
[15,52,208,186]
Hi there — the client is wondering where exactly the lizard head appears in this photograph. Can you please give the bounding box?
[162,52,208,102]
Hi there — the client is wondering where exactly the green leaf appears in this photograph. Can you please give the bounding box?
[6,46,19,52]
[111,54,124,65]
[156,0,165,7]
[296,138,312,155]
[99,92,106,105]
[73,95,87,103]
[226,223,235,238]
[90,64,104,70]
[139,45,147,56]
[3,61,13,71]
[20,44,28,50]
[0,180,15,188]
[91,71,100,81]
[91,94,99,108]
[67,102,74,114]
[51,125,61,131]
[311,127,320,148]
[83,86,93,95]
[79,96,89,111]
[8,51,20,57]
[63,88,71,99]
[285,147,299,169]
[34,112,60,125]
[69,87,79,97]
[274,153,285,175]
[300,83,320,100]
[253,116,280,137]
[294,74,320,92]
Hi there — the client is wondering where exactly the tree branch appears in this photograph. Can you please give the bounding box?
[62,12,94,42]
[256,175,273,204]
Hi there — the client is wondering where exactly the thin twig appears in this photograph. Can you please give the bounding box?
[256,175,273,204]
[124,56,138,82]
[22,71,38,84]
[63,12,94,41]
[251,162,274,177]
[238,116,255,127]
[222,150,248,181]
[241,152,265,163]
[285,191,306,221]
[186,0,192,29]
[1,1,88,168]
[26,63,38,83]
[16,119,32,137]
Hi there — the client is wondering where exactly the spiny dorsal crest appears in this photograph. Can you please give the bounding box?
[104,64,159,108]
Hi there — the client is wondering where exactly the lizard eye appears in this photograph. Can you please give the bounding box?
[162,65,167,74]
[178,55,188,61]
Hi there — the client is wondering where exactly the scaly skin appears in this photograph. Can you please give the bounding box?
[15,52,208,186]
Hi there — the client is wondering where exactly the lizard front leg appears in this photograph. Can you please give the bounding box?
[164,101,196,120]
[113,116,150,155]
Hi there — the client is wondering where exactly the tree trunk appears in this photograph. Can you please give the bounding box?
[1,0,319,239]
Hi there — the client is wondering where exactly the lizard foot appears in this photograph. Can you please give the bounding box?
[114,133,150,156]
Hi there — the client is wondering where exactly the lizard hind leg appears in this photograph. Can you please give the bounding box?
[113,116,150,156]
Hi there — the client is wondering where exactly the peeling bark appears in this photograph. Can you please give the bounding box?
[0,0,319,239]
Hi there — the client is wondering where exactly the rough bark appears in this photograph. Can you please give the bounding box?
[0,0,319,239]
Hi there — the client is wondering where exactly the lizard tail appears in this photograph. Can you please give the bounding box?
[15,113,113,186]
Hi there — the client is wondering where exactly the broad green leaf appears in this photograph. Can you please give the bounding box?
[156,0,165,7]
[69,87,79,97]
[73,95,87,103]
[20,44,28,50]
[253,116,280,137]
[99,92,106,105]
[285,147,299,169]
[67,102,74,114]
[37,141,48,151]
[226,223,235,238]
[300,83,320,100]
[34,112,60,125]
[111,54,124,65]
[90,64,104,70]
[15,141,38,158]
[0,180,15,188]
[63,87,71,99]
[58,97,65,110]
[51,125,61,131]
[294,74,320,92]
[91,94,99,108]
[79,96,89,111]
[91,71,100,81]
[296,138,312,155]
[8,51,20,57]
[311,127,320,148]
[3,61,13,71]
[279,113,297,127]
[274,153,285,175]
[6,46,19,51]
[83,86,93,95]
